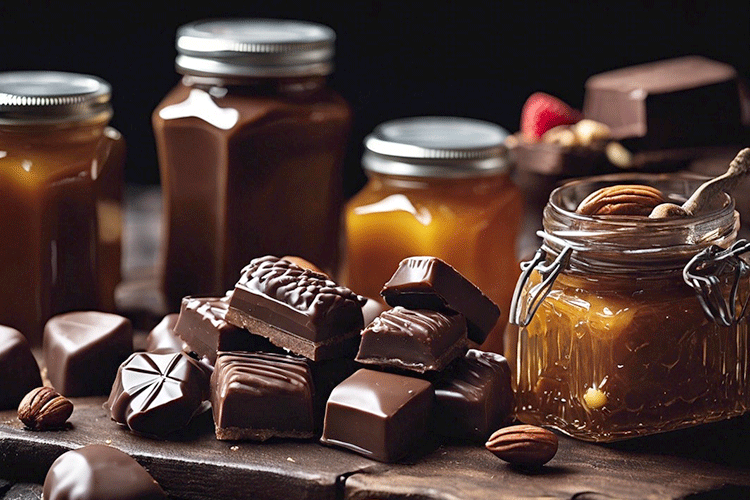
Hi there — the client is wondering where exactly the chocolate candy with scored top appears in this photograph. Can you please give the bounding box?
[43,311,132,397]
[355,306,467,373]
[433,349,514,441]
[43,444,167,500]
[320,368,433,463]
[107,351,209,437]
[226,256,366,360]
[0,326,42,410]
[380,257,500,344]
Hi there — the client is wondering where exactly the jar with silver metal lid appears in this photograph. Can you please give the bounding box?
[153,18,352,310]
[0,71,125,345]
[343,116,523,353]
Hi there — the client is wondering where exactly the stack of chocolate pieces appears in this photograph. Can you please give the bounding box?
[320,256,514,462]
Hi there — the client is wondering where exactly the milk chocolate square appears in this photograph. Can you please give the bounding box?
[0,326,42,410]
[380,256,500,344]
[43,311,132,397]
[355,306,467,373]
[320,368,433,462]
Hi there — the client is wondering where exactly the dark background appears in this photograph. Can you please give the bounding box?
[1,1,748,197]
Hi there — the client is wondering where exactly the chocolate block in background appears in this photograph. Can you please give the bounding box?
[43,311,132,397]
[211,352,320,441]
[0,326,42,410]
[362,297,389,326]
[145,313,183,353]
[227,256,366,361]
[175,295,279,364]
[107,351,209,438]
[380,257,500,344]
[433,349,514,442]
[43,444,167,500]
[355,307,467,374]
[320,368,434,463]
[584,56,747,152]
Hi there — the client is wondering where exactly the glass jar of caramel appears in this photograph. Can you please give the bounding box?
[0,71,125,345]
[510,173,749,442]
[344,117,523,352]
[153,19,351,311]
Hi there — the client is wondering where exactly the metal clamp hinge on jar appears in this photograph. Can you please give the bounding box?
[509,245,573,327]
[683,239,750,327]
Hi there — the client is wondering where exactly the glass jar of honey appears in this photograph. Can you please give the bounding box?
[0,71,125,345]
[153,19,351,311]
[510,173,749,442]
[343,117,523,352]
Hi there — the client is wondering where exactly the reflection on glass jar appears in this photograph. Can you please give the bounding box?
[344,117,523,353]
[0,71,125,345]
[510,173,749,442]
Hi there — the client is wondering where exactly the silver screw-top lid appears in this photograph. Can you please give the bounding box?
[363,117,510,178]
[175,19,336,78]
[0,71,112,125]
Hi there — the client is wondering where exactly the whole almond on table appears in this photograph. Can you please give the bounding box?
[575,184,666,216]
[485,424,559,467]
[17,386,73,430]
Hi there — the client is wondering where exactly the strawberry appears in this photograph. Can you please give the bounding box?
[520,92,582,141]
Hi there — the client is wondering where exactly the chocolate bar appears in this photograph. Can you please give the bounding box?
[226,256,366,361]
[43,311,132,397]
[355,306,467,373]
[0,326,42,410]
[583,56,745,151]
[107,351,210,437]
[380,257,500,344]
[320,368,433,463]
[175,295,279,364]
[43,444,167,500]
[433,349,514,441]
[211,351,318,441]
[145,313,184,353]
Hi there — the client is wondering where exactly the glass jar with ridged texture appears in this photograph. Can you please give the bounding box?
[511,173,749,442]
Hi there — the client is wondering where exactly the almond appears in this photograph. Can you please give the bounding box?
[17,386,73,430]
[575,184,666,216]
[485,424,558,467]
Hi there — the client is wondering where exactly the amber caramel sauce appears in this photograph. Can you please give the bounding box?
[515,269,749,441]
[343,172,523,353]
[0,124,124,344]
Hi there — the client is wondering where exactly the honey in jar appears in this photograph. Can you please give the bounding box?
[153,19,351,311]
[343,117,523,352]
[0,71,125,345]
[510,173,749,441]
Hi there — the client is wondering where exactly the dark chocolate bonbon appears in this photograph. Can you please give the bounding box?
[0,326,42,410]
[145,313,183,353]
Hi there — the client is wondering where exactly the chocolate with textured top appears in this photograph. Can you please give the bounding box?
[43,311,132,397]
[0,326,42,410]
[226,256,366,360]
[380,257,500,344]
[355,307,467,373]
[584,56,745,151]
[320,368,433,463]
[107,351,209,437]
[175,295,278,364]
[43,444,167,500]
[433,349,514,441]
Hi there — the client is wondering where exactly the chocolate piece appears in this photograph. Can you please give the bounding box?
[107,351,209,437]
[211,351,318,441]
[145,313,184,353]
[355,307,467,373]
[43,444,167,500]
[320,368,433,463]
[226,256,366,360]
[584,56,745,151]
[433,349,514,441]
[43,311,132,397]
[362,297,389,326]
[0,326,42,410]
[175,295,279,364]
[380,257,500,344]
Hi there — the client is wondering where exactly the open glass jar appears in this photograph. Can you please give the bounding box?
[510,173,749,442]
